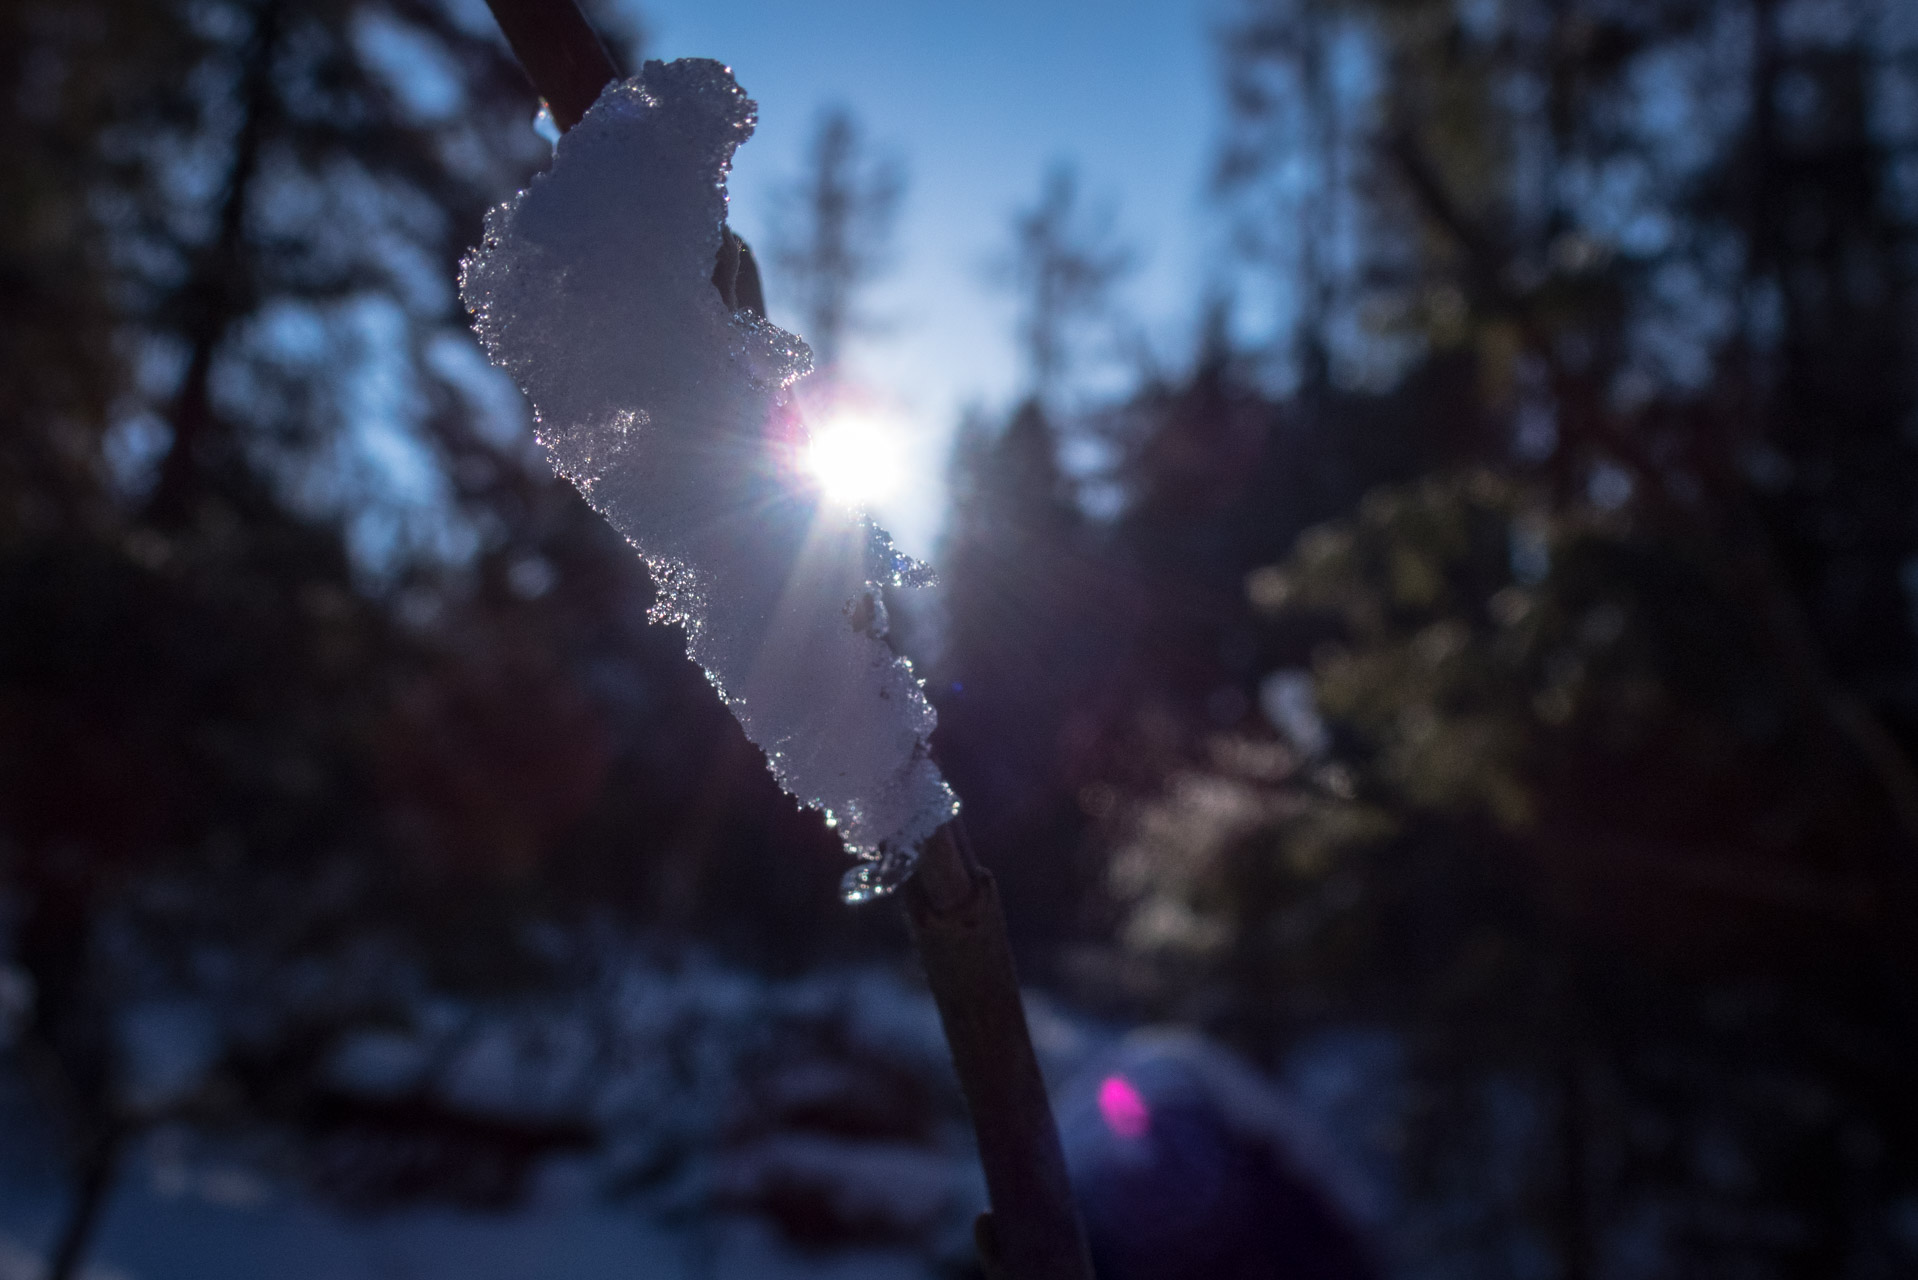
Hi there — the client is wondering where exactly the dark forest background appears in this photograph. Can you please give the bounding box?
[2,0,1917,1277]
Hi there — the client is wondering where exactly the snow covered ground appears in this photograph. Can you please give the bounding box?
[0,956,1396,1280]
[0,1161,939,1280]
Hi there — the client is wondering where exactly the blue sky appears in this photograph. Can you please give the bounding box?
[631,0,1224,553]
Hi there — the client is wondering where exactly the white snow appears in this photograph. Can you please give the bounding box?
[0,957,987,1280]
[0,948,1400,1279]
[1258,669,1328,758]
[712,1136,961,1236]
[460,59,955,901]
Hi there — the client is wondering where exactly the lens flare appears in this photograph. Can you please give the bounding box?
[1098,1074,1151,1139]
[805,413,907,508]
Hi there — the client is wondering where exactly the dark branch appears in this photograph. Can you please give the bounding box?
[481,0,765,318]
[481,0,619,131]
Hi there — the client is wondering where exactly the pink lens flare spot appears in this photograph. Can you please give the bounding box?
[1098,1074,1151,1139]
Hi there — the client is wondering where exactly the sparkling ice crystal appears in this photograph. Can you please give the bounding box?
[460,60,956,902]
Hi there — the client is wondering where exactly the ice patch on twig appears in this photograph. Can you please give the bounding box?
[460,60,954,901]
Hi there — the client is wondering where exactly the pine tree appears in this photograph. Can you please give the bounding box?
[766,106,904,377]
[0,4,878,1276]
[1101,0,1918,1273]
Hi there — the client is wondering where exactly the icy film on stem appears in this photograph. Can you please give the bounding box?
[460,59,956,902]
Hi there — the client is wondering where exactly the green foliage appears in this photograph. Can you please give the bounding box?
[1105,461,1917,1274]
[1058,0,1918,1272]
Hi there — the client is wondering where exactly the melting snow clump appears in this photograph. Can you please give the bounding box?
[460,59,955,901]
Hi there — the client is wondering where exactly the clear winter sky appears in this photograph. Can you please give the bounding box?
[630,0,1222,555]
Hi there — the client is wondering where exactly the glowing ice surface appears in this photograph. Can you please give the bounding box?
[460,59,955,901]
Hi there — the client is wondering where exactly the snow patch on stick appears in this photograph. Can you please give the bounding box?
[460,59,954,901]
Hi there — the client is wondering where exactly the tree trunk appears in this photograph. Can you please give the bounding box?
[46,1125,123,1280]
[147,1,281,528]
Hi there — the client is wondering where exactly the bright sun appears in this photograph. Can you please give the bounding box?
[804,413,908,508]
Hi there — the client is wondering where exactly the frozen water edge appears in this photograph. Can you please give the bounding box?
[460,60,956,900]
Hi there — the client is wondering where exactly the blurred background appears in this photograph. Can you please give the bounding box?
[3,0,1917,1277]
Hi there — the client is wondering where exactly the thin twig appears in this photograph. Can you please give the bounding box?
[475,4,1092,1274]
[905,825,1093,1280]
[479,0,618,131]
